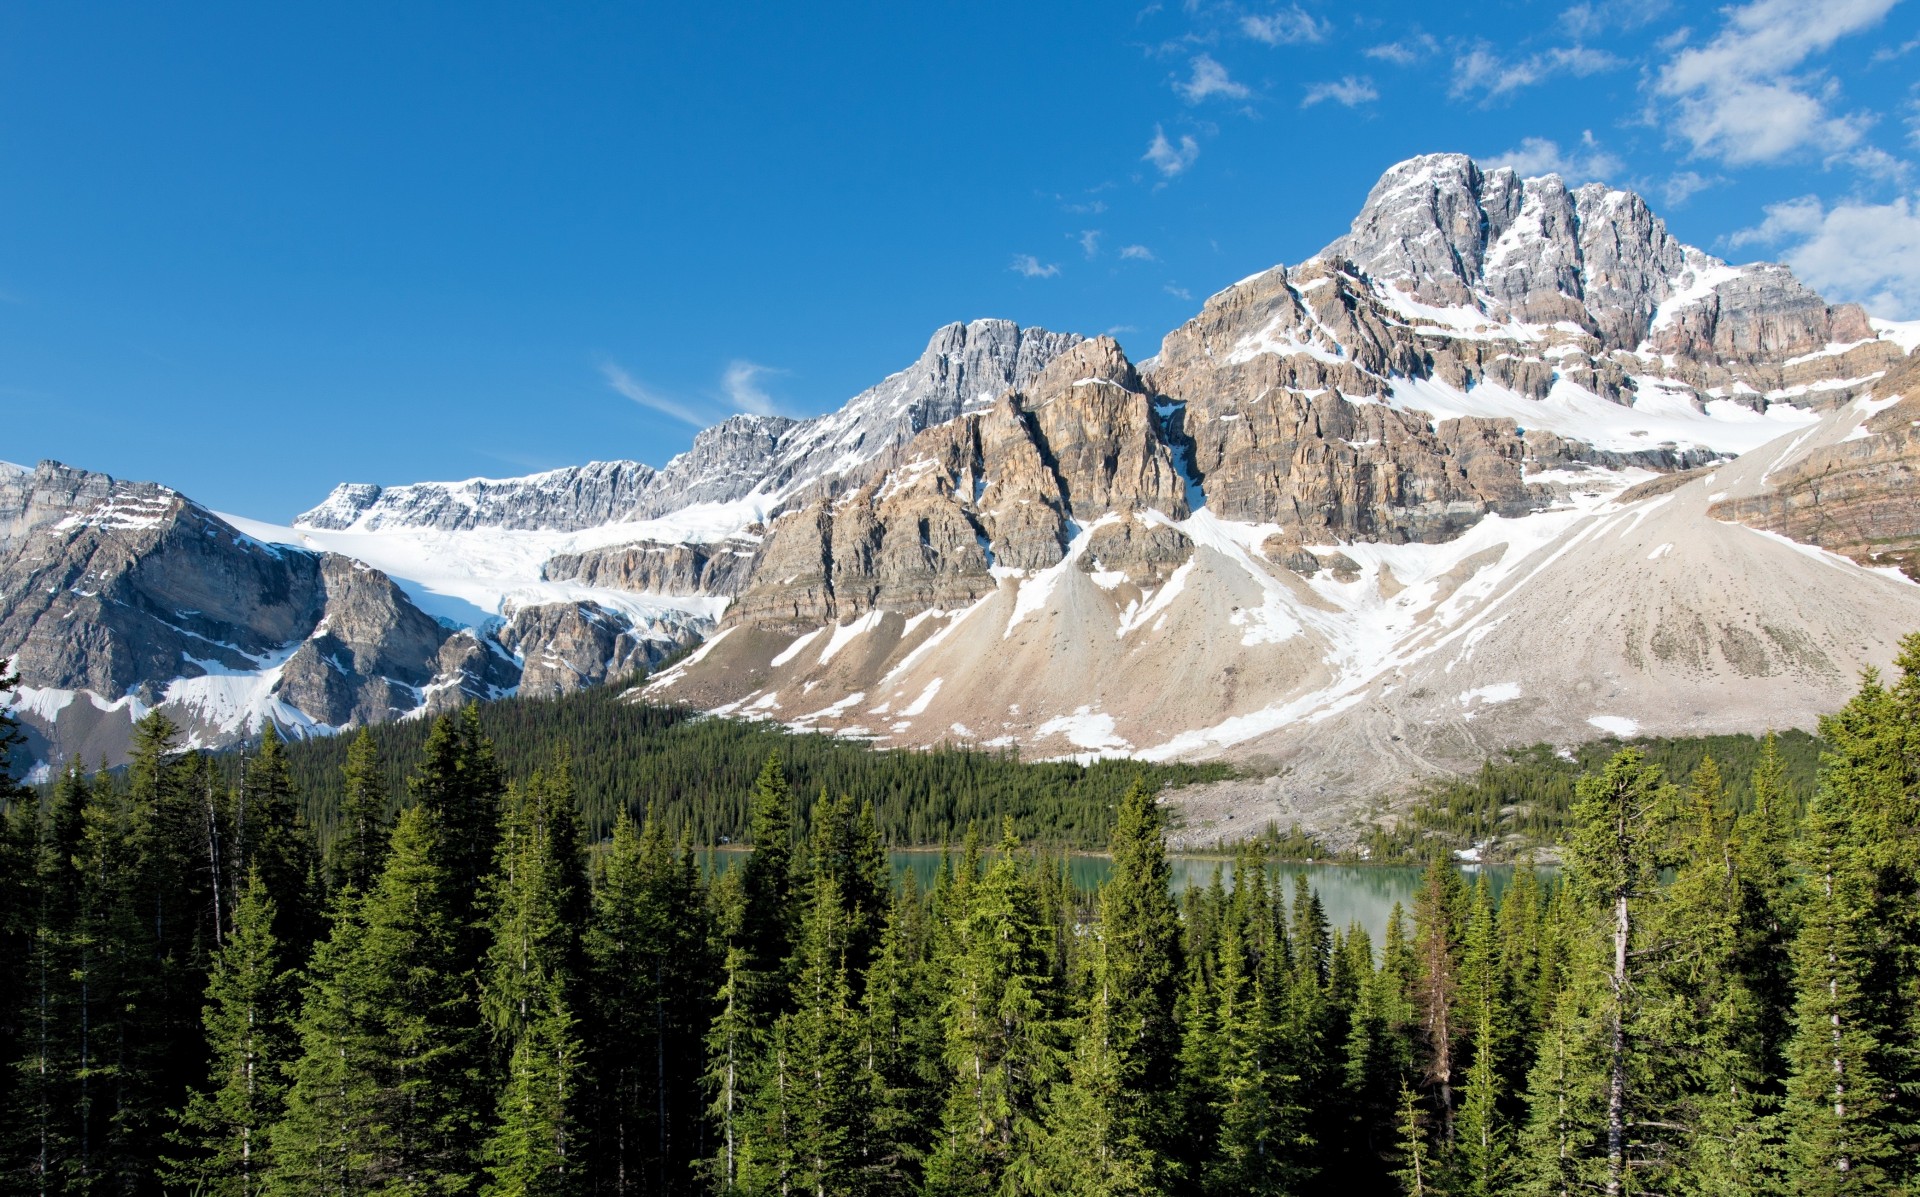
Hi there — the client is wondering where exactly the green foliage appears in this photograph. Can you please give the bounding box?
[2,641,1920,1196]
[271,687,1230,851]
[1367,730,1824,862]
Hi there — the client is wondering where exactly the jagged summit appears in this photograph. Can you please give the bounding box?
[1316,151,1870,358]
[296,318,1083,534]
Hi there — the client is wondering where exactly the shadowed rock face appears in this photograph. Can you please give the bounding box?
[0,461,329,701]
[0,462,677,753]
[543,535,760,596]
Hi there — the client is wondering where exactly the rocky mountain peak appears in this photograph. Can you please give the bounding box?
[1321,152,1873,359]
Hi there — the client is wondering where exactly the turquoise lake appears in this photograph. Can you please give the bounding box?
[704,851,1539,951]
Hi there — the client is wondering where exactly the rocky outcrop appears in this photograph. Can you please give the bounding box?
[298,460,661,531]
[498,601,690,698]
[1,461,329,700]
[543,534,760,595]
[1712,351,1920,580]
[2,462,527,757]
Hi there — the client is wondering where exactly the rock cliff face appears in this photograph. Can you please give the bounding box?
[298,460,661,532]
[0,461,519,749]
[542,533,761,596]
[1711,349,1920,580]
[722,338,1191,628]
[651,153,1920,805]
[0,461,688,758]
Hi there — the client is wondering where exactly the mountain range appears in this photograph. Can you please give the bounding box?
[7,152,1919,837]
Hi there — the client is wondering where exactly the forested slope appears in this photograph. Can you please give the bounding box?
[267,686,1230,850]
[1,640,1918,1194]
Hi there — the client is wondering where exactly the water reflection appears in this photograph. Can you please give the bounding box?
[703,849,1545,952]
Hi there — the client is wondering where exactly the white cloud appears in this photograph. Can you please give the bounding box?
[1011,254,1061,279]
[1164,283,1193,300]
[1735,192,1920,318]
[722,361,784,417]
[1485,131,1624,182]
[1176,55,1252,104]
[1366,34,1438,65]
[1560,0,1667,37]
[602,363,708,428]
[1660,170,1720,206]
[1653,0,1897,165]
[1143,125,1200,177]
[1079,229,1102,258]
[1302,75,1379,108]
[1241,5,1329,45]
[1119,244,1157,261]
[1451,42,1620,101]
[1838,146,1913,183]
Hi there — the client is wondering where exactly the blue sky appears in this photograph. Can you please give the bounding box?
[6,0,1918,517]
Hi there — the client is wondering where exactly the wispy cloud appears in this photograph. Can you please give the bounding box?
[602,363,709,428]
[1485,130,1623,182]
[1011,254,1061,279]
[1176,54,1252,103]
[722,361,785,416]
[1302,75,1379,108]
[1560,0,1667,38]
[1241,5,1330,45]
[1660,170,1721,206]
[1119,244,1157,261]
[1450,41,1620,101]
[1652,0,1897,165]
[1733,191,1920,318]
[1365,34,1438,65]
[1143,125,1201,177]
[1080,229,1103,258]
[1164,283,1193,301]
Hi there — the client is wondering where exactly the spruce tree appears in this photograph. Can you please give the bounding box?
[585,810,713,1195]
[167,869,295,1197]
[1095,781,1183,1182]
[272,804,487,1194]
[235,726,320,959]
[326,728,390,896]
[924,824,1061,1196]
[481,766,589,1197]
[1564,748,1671,1197]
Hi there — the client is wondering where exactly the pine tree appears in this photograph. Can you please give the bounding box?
[5,761,88,1192]
[739,753,797,1008]
[481,766,589,1197]
[1409,856,1465,1149]
[585,810,714,1195]
[924,824,1061,1196]
[1781,777,1896,1192]
[750,876,868,1197]
[1452,876,1510,1197]
[272,804,488,1194]
[858,884,936,1195]
[326,728,390,896]
[167,869,296,1196]
[1564,748,1671,1197]
[235,726,320,959]
[1095,781,1184,1181]
[410,706,506,958]
[703,946,759,1196]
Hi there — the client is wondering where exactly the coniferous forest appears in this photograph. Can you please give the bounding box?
[1,638,1919,1195]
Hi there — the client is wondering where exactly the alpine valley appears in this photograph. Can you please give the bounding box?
[9,153,1920,832]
